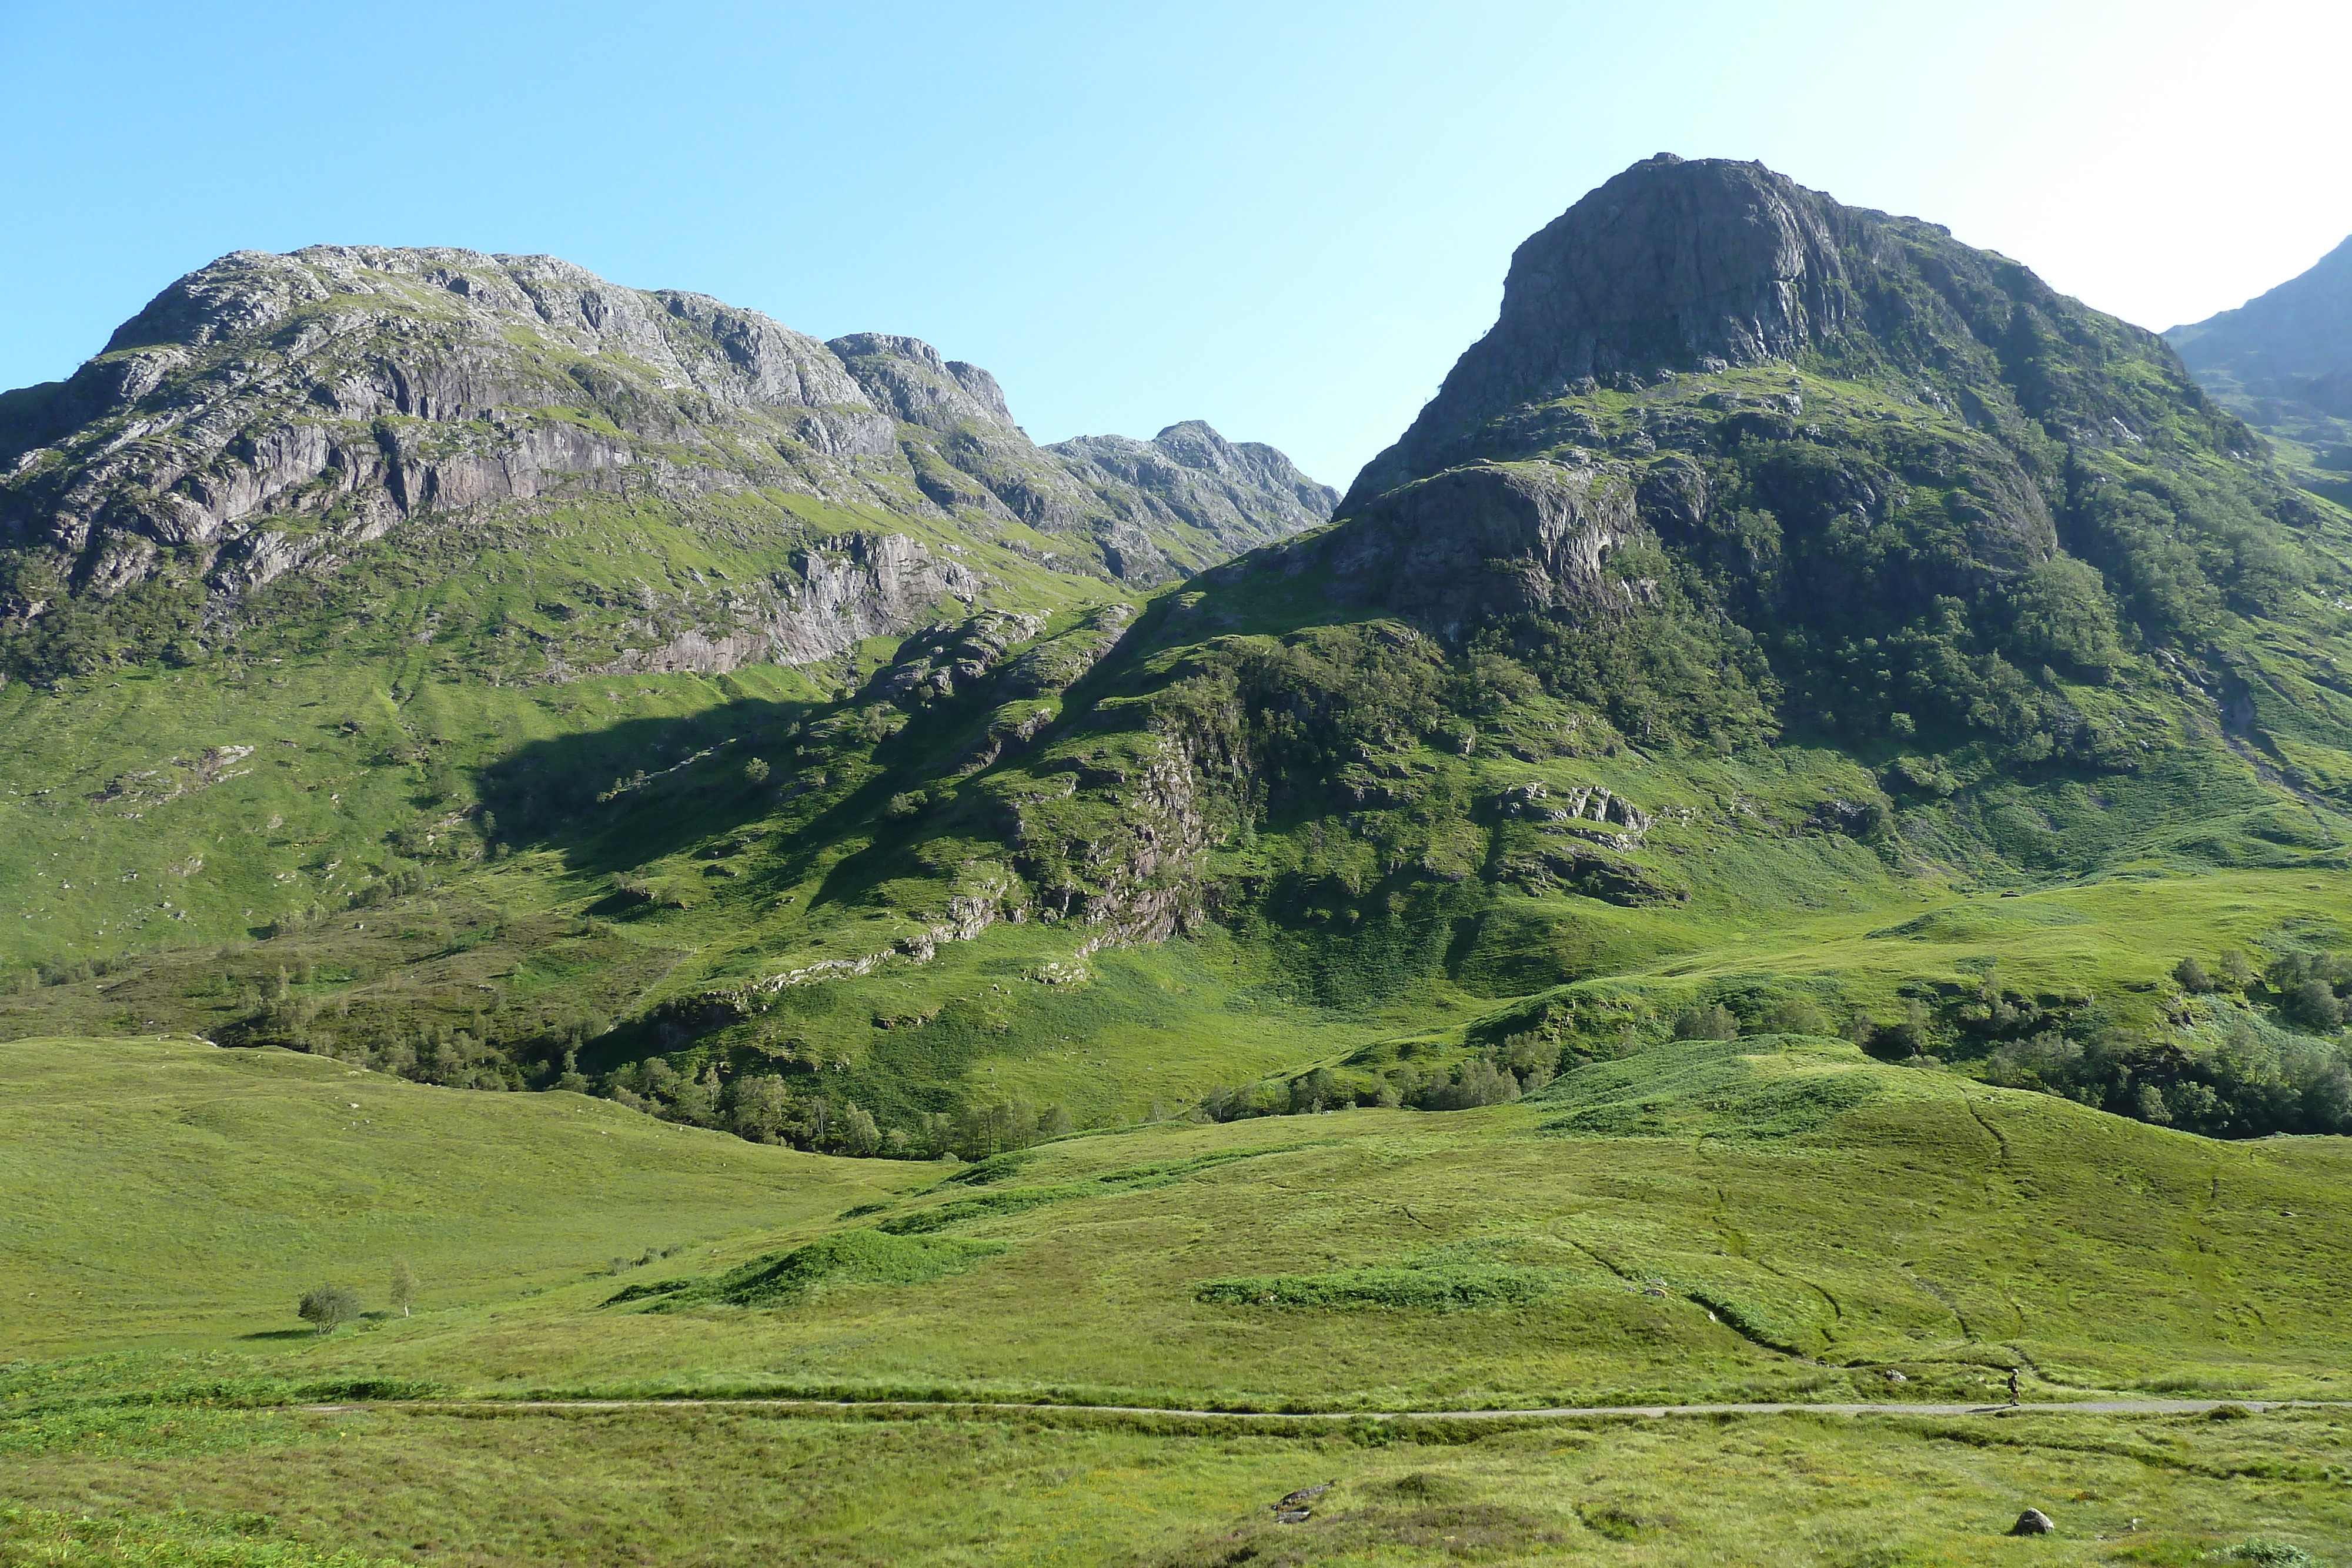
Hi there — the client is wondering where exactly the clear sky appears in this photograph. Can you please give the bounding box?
[3,1,2347,490]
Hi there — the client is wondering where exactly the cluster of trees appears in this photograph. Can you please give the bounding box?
[296,1259,417,1336]
[1886,948,2352,1137]
[2180,950,2352,1033]
[1202,1033,1569,1122]
[596,1055,1071,1161]
[1983,1019,2352,1136]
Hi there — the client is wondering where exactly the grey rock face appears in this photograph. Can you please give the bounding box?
[0,247,1334,628]
[1050,420,1338,578]
[586,532,985,678]
[0,246,896,604]
[827,333,1018,433]
[1341,153,2234,513]
[826,332,1336,583]
[1462,154,1844,393]
[1267,458,1639,639]
[1351,156,1847,502]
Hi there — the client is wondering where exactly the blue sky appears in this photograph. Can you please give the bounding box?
[4,1,2347,488]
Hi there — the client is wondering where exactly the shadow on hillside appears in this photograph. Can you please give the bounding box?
[477,696,809,876]
[475,671,1021,904]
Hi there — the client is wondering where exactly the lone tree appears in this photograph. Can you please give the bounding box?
[297,1284,362,1336]
[390,1258,419,1318]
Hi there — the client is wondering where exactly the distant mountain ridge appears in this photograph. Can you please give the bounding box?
[2167,234,2352,503]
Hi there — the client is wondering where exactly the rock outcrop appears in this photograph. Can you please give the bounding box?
[1312,459,1641,637]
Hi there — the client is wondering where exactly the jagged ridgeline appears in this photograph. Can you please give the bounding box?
[4,160,2350,1153]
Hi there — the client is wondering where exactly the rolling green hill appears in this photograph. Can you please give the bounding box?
[5,1032,2350,1564]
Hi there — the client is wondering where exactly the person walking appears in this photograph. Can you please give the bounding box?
[2007,1368,2021,1406]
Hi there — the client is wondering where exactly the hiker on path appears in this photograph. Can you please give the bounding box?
[2007,1369,2020,1406]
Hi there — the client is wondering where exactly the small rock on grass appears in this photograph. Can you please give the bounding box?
[2008,1508,2056,1536]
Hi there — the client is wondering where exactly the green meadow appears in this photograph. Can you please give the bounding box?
[7,1032,2351,1563]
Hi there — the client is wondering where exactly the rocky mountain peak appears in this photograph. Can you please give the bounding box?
[1343,156,1847,506]
[826,333,1020,434]
[1343,155,2244,511]
[1482,154,1845,385]
[0,247,1334,609]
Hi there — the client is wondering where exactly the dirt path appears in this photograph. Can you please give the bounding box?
[306,1395,2342,1422]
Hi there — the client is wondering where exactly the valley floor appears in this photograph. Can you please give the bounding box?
[6,1400,2348,1566]
[7,1034,2352,1563]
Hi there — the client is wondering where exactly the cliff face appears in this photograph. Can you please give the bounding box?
[0,247,1333,639]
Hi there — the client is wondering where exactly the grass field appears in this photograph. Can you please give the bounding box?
[0,1037,917,1355]
[7,1032,2352,1563]
[8,1402,2350,1566]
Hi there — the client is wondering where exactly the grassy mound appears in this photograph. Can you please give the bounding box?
[1532,1034,1917,1139]
[612,1228,1006,1310]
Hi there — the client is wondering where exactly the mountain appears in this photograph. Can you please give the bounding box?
[0,245,1332,678]
[2168,233,2352,504]
[3,162,2349,1158]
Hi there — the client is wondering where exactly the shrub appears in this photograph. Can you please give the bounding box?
[1418,1056,1521,1111]
[743,756,770,785]
[2174,957,2214,994]
[1673,1004,1740,1041]
[1197,1265,1550,1311]
[297,1284,362,1335]
[2284,978,2344,1032]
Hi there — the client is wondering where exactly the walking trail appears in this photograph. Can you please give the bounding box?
[305,1395,2342,1422]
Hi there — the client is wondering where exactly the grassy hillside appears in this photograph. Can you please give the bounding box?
[6,1034,2351,1564]
[0,1035,915,1355]
[11,1033,2350,1402]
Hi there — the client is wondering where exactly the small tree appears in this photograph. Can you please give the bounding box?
[743,757,771,786]
[728,1074,793,1143]
[390,1259,419,1318]
[1673,1004,1740,1042]
[2220,952,2258,990]
[2174,957,2214,995]
[298,1284,362,1336]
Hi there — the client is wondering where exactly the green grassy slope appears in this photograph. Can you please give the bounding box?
[8,1405,2348,1567]
[7,1034,2352,1565]
[11,1034,2348,1406]
[0,1035,916,1355]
